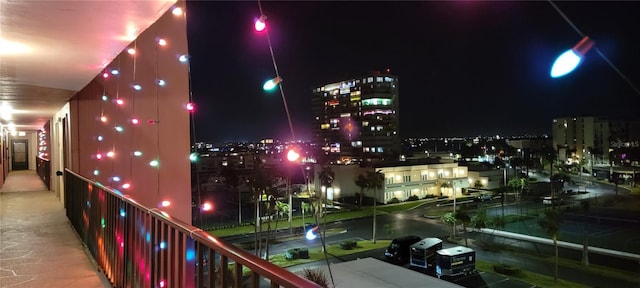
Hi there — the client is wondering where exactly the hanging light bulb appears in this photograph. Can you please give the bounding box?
[186,102,195,112]
[127,48,136,55]
[263,76,283,91]
[149,160,159,167]
[110,69,119,75]
[133,151,143,157]
[103,72,109,79]
[254,15,267,32]
[550,36,595,78]
[132,84,142,91]
[102,95,108,101]
[172,7,183,16]
[116,99,124,105]
[100,116,107,122]
[131,117,139,125]
[287,148,300,162]
[158,38,167,46]
[178,54,188,63]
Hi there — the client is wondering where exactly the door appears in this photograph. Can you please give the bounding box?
[11,139,29,170]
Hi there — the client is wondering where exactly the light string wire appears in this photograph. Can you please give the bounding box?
[256,0,295,141]
[256,2,334,287]
[155,34,162,201]
[548,0,640,96]
[130,40,138,190]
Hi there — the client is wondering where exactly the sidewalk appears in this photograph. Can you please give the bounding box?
[0,171,111,288]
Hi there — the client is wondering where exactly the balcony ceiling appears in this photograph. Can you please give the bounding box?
[0,0,177,131]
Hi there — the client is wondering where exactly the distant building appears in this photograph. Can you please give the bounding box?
[552,116,628,165]
[311,70,400,164]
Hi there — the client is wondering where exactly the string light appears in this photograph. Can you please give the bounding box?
[127,48,136,55]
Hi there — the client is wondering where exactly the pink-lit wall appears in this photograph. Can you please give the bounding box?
[69,4,192,222]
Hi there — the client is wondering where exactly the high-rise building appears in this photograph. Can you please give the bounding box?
[311,71,400,164]
[552,116,628,164]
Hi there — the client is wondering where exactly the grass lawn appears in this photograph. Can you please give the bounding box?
[269,240,391,268]
[476,260,589,288]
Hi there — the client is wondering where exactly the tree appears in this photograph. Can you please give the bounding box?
[272,200,288,238]
[367,170,385,243]
[316,165,335,285]
[538,209,563,281]
[247,157,271,257]
[581,199,590,266]
[441,211,456,241]
[455,207,471,247]
[473,180,483,189]
[355,174,368,209]
[471,207,488,242]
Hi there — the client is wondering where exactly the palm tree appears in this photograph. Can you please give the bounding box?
[455,207,471,247]
[471,207,488,242]
[581,199,590,266]
[367,170,385,244]
[355,174,368,209]
[272,200,288,237]
[538,209,563,281]
[248,157,271,257]
[316,165,335,286]
[442,211,456,241]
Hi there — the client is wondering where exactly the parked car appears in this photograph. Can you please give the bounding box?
[385,235,422,264]
[474,194,493,202]
[542,196,563,205]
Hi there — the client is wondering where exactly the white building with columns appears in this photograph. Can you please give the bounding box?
[313,162,469,204]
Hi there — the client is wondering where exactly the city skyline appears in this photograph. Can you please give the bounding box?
[187,1,640,145]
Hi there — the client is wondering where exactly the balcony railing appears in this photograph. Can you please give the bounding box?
[36,156,51,190]
[64,169,320,288]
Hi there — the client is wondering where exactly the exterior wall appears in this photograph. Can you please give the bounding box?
[67,4,192,223]
[467,169,503,190]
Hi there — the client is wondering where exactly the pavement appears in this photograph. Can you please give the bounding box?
[0,171,111,288]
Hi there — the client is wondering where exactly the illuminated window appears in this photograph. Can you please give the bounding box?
[362,98,391,106]
[328,100,339,106]
[362,121,369,126]
[384,77,394,82]
[376,76,383,82]
[320,123,330,129]
[340,113,351,118]
[351,141,362,147]
[367,77,373,83]
[403,175,411,182]
[377,147,384,153]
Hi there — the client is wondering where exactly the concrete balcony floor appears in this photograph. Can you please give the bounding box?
[0,171,111,288]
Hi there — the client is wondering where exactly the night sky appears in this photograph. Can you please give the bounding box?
[186,1,640,145]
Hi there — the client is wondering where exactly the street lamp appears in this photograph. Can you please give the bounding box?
[286,148,300,234]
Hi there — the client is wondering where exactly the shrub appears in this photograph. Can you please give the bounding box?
[407,195,419,201]
[388,197,400,204]
[302,268,329,288]
[423,194,436,199]
[285,248,310,260]
[493,264,521,275]
[339,239,358,250]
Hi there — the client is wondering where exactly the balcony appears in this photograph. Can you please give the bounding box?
[0,170,320,288]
